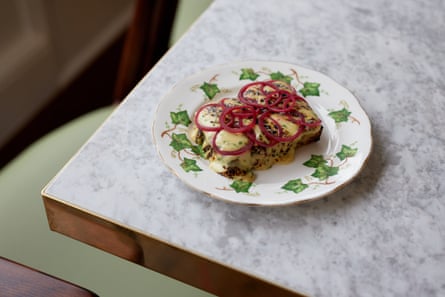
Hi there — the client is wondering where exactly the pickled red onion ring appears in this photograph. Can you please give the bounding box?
[194,80,321,156]
[220,105,257,133]
[194,103,223,131]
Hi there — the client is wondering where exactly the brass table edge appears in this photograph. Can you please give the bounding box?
[41,188,309,297]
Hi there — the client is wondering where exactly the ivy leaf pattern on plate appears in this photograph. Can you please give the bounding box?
[166,68,361,194]
[336,145,358,161]
[200,82,220,99]
[191,145,205,158]
[181,158,202,172]
[239,68,260,81]
[270,71,293,84]
[328,108,351,123]
[154,61,372,205]
[282,143,358,192]
[161,111,203,173]
[299,82,320,97]
[311,164,339,181]
[303,155,327,168]
[230,180,253,193]
[170,110,192,126]
[281,179,309,194]
[169,133,194,152]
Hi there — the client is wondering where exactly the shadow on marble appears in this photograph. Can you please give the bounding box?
[193,122,389,231]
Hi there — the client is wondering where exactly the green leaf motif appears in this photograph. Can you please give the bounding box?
[270,71,292,84]
[336,145,358,161]
[239,68,260,81]
[281,178,308,194]
[299,82,320,97]
[311,164,339,181]
[191,145,205,157]
[170,110,191,126]
[328,108,351,123]
[200,82,220,99]
[169,133,193,151]
[303,155,327,168]
[181,158,202,172]
[230,180,253,193]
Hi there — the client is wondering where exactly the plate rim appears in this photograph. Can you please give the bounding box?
[152,60,373,206]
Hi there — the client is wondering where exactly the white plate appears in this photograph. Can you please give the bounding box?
[153,61,372,206]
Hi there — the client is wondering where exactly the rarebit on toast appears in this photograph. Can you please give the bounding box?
[189,80,322,182]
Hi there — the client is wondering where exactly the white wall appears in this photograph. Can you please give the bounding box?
[0,0,134,148]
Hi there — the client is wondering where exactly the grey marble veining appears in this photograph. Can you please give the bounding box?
[45,0,445,296]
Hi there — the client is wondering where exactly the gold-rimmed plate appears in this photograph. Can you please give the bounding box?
[152,61,372,206]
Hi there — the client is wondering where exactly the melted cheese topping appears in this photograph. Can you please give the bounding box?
[214,130,249,152]
[190,81,322,181]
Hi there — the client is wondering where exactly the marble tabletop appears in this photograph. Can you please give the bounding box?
[43,0,445,296]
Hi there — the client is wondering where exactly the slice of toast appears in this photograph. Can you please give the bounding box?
[190,80,322,182]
